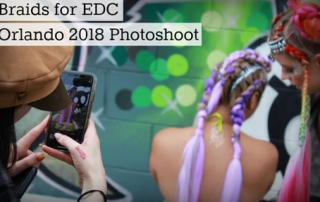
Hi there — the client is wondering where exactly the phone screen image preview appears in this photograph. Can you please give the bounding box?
[46,73,93,150]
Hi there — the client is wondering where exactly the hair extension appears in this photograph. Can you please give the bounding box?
[220,79,267,202]
[177,53,237,202]
[176,109,206,202]
[178,70,217,202]
[176,49,271,202]
[277,68,311,202]
[194,70,217,126]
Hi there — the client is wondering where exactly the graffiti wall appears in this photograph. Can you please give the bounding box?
[17,0,303,201]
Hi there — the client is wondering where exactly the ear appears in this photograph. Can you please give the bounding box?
[246,91,260,111]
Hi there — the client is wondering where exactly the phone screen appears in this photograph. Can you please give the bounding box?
[45,71,94,151]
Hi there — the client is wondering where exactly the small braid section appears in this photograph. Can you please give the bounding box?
[299,68,310,145]
[285,45,309,67]
[271,14,282,26]
[220,79,267,202]
[198,70,217,110]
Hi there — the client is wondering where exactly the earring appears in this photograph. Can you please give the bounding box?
[268,54,275,62]
[293,62,303,75]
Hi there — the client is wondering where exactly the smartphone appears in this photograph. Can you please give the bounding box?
[12,166,37,199]
[45,70,97,152]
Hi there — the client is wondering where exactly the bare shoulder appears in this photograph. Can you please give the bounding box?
[259,139,278,165]
[242,134,278,164]
[150,127,194,181]
[151,127,194,152]
[241,134,279,187]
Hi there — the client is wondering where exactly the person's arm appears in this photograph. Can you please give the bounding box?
[41,120,107,201]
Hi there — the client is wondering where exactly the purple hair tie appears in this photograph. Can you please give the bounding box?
[233,141,241,159]
[198,110,207,118]
[233,124,241,133]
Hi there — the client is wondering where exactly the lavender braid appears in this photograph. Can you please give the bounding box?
[220,79,268,202]
[198,70,217,110]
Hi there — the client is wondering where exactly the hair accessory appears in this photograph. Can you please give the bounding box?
[268,36,287,54]
[206,112,223,133]
[229,65,264,98]
[293,62,303,75]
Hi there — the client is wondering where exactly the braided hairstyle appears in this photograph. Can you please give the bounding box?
[59,86,77,125]
[176,49,272,202]
[269,1,318,201]
[270,1,320,59]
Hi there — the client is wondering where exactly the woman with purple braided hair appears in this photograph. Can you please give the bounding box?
[150,49,278,202]
[52,85,78,131]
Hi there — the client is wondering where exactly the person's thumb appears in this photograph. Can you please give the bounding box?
[9,152,47,177]
[54,133,80,152]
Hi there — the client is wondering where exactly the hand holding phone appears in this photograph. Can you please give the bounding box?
[41,70,107,197]
[44,70,97,152]
[41,120,107,197]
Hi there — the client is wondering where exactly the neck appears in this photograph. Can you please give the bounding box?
[206,105,233,125]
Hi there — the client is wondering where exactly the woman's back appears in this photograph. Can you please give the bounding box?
[150,49,277,202]
[150,120,278,202]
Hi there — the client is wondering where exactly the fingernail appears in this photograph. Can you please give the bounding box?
[54,133,62,140]
[39,144,43,148]
[36,153,48,161]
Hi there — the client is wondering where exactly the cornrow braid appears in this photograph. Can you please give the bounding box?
[285,44,309,67]
[220,78,267,202]
[207,49,262,114]
[207,49,270,113]
[198,49,270,111]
